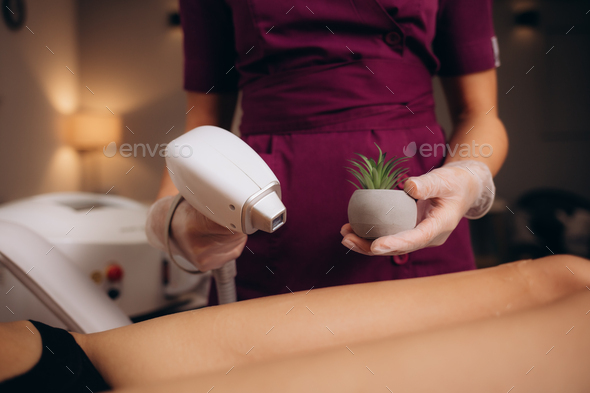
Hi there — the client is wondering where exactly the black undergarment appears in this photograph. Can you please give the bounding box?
[0,320,111,393]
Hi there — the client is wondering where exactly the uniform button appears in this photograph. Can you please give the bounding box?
[384,31,401,46]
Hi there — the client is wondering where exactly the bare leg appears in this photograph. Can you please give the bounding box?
[77,255,589,388]
[0,321,41,383]
[115,289,590,393]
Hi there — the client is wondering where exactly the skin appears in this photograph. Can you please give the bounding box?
[2,255,588,389]
[441,68,508,175]
[117,289,590,393]
[0,321,42,384]
[341,68,510,256]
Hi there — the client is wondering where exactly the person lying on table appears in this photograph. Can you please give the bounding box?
[2,254,589,393]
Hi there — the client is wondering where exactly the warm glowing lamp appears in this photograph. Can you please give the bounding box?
[67,113,122,191]
[68,113,122,151]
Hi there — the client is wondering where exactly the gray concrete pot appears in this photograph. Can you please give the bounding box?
[348,190,417,240]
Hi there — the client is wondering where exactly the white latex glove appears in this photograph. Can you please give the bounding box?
[341,160,495,260]
[145,195,248,272]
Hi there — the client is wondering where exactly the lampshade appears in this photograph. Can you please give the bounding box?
[68,113,122,151]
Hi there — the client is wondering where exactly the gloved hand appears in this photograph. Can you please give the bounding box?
[341,160,495,260]
[146,195,248,272]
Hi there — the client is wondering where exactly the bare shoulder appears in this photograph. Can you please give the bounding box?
[0,321,42,383]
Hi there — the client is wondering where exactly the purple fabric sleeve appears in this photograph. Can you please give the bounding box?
[179,0,238,92]
[433,0,500,76]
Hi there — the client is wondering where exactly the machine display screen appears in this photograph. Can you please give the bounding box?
[59,201,114,211]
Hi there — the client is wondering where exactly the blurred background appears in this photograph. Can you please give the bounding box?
[1,0,589,268]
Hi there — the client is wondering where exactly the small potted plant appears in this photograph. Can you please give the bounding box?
[346,143,417,240]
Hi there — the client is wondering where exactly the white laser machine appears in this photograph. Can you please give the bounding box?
[0,220,131,333]
[165,125,287,304]
[0,193,208,332]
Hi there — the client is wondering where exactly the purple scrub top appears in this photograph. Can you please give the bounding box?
[179,0,500,301]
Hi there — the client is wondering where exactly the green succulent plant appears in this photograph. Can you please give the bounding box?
[346,143,410,190]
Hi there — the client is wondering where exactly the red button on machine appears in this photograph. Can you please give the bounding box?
[384,31,402,46]
[106,263,124,282]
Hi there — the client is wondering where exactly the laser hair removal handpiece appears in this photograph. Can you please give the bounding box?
[165,126,287,304]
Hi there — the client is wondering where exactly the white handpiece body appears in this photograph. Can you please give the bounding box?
[165,126,286,304]
[166,126,285,235]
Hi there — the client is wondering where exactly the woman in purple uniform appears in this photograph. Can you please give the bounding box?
[147,0,508,303]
